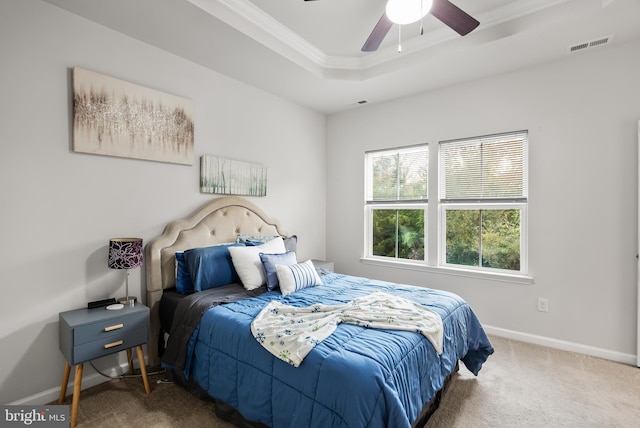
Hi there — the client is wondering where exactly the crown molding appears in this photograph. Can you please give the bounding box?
[187,0,574,80]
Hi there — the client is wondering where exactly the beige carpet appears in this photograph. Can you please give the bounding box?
[60,335,640,427]
[425,336,640,428]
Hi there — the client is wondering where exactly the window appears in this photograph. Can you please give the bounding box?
[364,131,528,276]
[440,132,528,272]
[365,146,428,261]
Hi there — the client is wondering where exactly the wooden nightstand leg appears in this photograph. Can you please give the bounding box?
[59,362,71,403]
[126,348,134,375]
[135,345,151,394]
[70,363,83,428]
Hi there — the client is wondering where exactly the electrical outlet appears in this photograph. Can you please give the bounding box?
[537,297,549,312]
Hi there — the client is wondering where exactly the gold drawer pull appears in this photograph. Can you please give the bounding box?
[104,324,124,332]
[104,340,123,349]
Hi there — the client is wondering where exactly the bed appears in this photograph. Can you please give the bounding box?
[145,196,494,427]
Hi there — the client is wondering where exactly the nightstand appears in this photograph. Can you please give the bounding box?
[58,304,151,428]
[311,259,334,272]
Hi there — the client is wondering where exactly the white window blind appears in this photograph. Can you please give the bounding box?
[366,146,429,202]
[440,131,528,202]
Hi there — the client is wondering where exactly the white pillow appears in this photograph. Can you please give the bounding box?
[228,237,286,290]
[276,260,323,296]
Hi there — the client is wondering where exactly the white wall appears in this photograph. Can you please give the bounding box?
[327,40,639,362]
[0,0,326,404]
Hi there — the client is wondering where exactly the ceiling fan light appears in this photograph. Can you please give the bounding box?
[386,0,433,25]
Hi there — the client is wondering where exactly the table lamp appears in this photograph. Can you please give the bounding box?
[108,238,143,306]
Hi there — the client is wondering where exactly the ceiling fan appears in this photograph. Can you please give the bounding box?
[304,0,480,52]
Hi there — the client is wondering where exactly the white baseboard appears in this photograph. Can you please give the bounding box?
[484,325,637,366]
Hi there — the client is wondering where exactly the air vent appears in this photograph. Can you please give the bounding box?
[568,35,614,53]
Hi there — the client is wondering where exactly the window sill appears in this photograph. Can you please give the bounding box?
[359,257,534,285]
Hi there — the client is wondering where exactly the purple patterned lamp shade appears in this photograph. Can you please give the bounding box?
[108,238,143,305]
[108,238,143,269]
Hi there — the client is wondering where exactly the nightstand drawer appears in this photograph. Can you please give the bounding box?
[72,327,148,363]
[59,304,150,365]
[72,311,147,345]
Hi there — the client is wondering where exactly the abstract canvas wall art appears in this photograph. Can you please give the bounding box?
[200,155,267,196]
[72,67,194,165]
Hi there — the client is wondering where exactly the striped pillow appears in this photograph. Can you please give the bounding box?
[275,260,323,296]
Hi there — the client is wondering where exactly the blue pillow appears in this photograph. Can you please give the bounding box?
[183,243,243,292]
[175,252,194,293]
[259,251,297,291]
[283,235,297,253]
[238,234,297,253]
[238,234,276,245]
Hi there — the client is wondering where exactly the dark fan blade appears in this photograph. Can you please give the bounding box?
[361,13,393,52]
[430,0,479,36]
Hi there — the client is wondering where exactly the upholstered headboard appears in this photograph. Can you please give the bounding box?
[145,196,288,366]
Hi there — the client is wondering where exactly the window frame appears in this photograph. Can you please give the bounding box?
[364,144,429,264]
[364,203,428,263]
[363,131,531,283]
[439,202,528,274]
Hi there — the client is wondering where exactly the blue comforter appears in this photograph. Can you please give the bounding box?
[185,273,493,427]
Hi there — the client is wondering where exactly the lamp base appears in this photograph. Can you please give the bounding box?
[118,296,137,307]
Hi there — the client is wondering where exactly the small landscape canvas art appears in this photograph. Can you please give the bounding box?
[72,67,194,165]
[200,155,267,196]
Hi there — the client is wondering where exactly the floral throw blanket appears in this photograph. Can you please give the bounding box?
[250,291,443,367]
